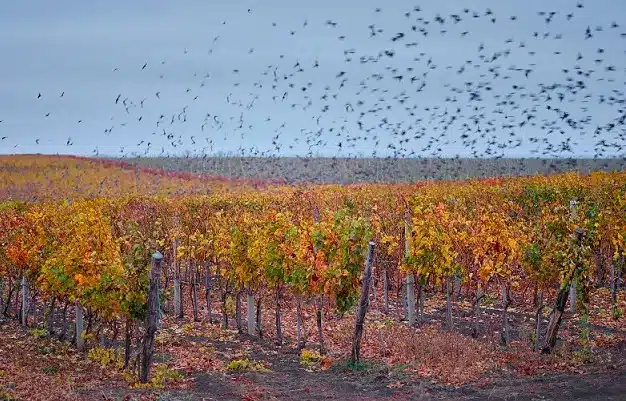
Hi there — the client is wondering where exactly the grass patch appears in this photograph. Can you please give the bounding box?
[0,387,18,401]
[299,349,323,371]
[344,359,375,371]
[42,365,59,375]
[226,358,270,372]
[36,344,56,355]
[132,364,184,389]
[30,328,48,338]
[87,346,124,370]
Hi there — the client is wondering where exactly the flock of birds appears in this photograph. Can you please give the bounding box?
[1,1,625,178]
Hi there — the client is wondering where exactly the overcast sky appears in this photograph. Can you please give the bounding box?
[0,0,624,158]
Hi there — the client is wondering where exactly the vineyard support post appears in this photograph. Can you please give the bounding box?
[350,242,376,365]
[76,301,85,351]
[21,276,28,326]
[139,251,163,383]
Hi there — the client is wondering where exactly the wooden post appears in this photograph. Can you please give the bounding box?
[76,301,85,351]
[247,291,255,335]
[351,242,376,365]
[139,251,163,383]
[21,276,28,326]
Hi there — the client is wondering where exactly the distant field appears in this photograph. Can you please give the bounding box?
[120,156,626,184]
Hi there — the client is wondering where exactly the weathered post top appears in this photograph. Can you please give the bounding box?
[152,251,163,261]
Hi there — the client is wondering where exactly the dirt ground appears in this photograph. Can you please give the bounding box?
[87,330,626,401]
[2,288,626,401]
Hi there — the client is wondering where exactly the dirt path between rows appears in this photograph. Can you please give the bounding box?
[104,332,626,401]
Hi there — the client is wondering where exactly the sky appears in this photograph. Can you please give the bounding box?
[0,0,625,159]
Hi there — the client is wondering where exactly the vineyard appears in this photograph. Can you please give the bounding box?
[1,155,626,400]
